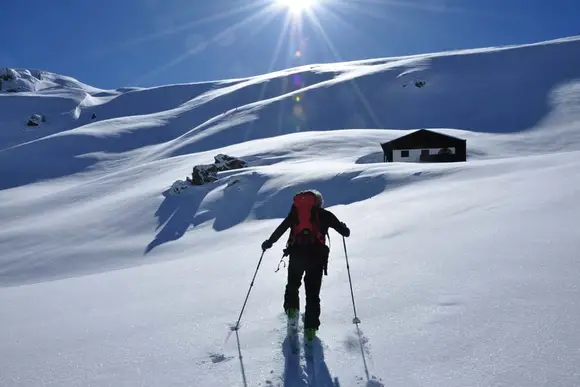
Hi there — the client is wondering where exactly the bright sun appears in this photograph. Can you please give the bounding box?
[277,0,315,14]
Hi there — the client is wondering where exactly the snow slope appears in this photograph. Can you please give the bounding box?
[1,36,580,387]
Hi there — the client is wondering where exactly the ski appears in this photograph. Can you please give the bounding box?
[287,313,300,355]
[304,337,317,385]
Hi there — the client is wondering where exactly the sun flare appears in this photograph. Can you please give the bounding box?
[277,0,315,14]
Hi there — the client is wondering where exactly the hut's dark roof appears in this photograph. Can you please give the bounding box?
[381,129,465,150]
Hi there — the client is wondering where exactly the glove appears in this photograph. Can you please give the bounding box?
[261,239,273,251]
[340,222,350,237]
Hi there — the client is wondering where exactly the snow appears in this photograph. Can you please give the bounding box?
[1,36,580,386]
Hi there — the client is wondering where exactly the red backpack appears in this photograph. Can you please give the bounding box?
[288,191,325,246]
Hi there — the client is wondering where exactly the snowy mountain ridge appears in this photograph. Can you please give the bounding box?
[1,36,580,387]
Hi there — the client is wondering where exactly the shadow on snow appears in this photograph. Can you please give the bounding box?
[145,170,387,254]
[282,336,340,387]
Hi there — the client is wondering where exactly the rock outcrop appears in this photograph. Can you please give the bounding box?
[1,68,42,93]
[26,114,46,127]
[185,154,247,186]
[214,154,247,171]
[189,163,219,186]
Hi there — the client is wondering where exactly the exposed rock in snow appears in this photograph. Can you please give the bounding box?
[187,154,247,186]
[168,180,192,196]
[402,79,427,88]
[167,154,248,194]
[0,67,98,95]
[1,68,18,80]
[1,68,35,93]
[26,113,46,127]
[214,153,247,171]
[189,163,219,186]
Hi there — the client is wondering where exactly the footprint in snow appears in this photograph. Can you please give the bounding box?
[366,376,385,387]
[355,375,385,387]
[437,293,464,307]
[425,293,465,325]
[209,352,233,364]
[343,332,369,354]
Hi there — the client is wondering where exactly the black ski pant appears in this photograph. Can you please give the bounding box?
[283,244,329,330]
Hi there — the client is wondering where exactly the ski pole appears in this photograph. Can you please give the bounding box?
[232,250,265,331]
[342,236,370,381]
[342,236,361,324]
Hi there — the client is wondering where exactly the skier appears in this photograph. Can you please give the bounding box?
[261,189,350,341]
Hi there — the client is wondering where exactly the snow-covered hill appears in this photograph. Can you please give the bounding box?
[1,36,580,387]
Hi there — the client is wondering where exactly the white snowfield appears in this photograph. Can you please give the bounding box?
[1,36,580,387]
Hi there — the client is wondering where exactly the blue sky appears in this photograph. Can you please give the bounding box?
[1,0,578,89]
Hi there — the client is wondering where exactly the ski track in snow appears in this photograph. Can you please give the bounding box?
[1,36,580,387]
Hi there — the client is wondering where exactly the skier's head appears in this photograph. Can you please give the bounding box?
[296,189,324,208]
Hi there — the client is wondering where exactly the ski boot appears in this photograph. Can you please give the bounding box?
[286,308,299,334]
[305,328,316,342]
[286,308,300,354]
[304,327,317,359]
[286,308,298,320]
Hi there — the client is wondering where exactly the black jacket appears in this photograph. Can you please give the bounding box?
[267,207,348,246]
